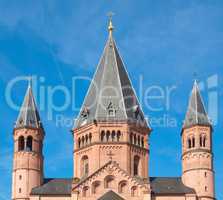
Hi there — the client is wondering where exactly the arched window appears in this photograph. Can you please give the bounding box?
[117,130,121,142]
[106,131,110,142]
[104,175,115,188]
[131,186,138,197]
[89,133,92,143]
[101,131,105,142]
[26,136,33,151]
[200,135,206,147]
[82,136,85,147]
[111,130,116,142]
[81,155,89,177]
[82,186,89,197]
[78,138,81,148]
[134,134,137,145]
[92,181,100,194]
[202,136,206,147]
[137,135,140,146]
[18,136,25,151]
[118,180,127,193]
[85,135,89,145]
[141,137,144,147]
[192,137,195,148]
[187,138,191,149]
[130,133,133,144]
[133,155,140,176]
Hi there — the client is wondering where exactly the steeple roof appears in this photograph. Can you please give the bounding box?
[15,83,43,129]
[75,22,148,128]
[183,80,211,129]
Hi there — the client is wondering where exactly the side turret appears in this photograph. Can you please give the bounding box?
[181,81,215,200]
[12,82,44,200]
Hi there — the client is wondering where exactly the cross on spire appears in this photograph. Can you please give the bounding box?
[107,11,115,35]
[107,150,115,161]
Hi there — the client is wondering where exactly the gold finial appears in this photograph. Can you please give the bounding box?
[28,75,32,88]
[107,11,115,35]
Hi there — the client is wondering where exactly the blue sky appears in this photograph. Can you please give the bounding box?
[0,0,222,199]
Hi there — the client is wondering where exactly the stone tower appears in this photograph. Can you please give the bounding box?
[182,81,215,200]
[72,20,151,180]
[12,83,44,200]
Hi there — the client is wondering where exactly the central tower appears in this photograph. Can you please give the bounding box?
[72,20,151,180]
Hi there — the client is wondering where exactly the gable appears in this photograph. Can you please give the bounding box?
[98,190,125,200]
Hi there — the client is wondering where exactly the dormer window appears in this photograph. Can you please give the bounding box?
[133,105,140,119]
[81,107,89,119]
[107,102,116,117]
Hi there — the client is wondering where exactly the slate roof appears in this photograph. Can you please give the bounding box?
[30,177,195,196]
[74,25,148,128]
[15,84,43,129]
[98,190,124,200]
[150,177,195,195]
[183,80,211,129]
[31,178,72,195]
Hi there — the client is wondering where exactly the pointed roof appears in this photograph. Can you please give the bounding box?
[75,22,148,128]
[15,83,43,129]
[98,190,124,200]
[183,80,211,129]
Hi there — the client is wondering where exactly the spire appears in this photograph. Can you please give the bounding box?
[74,23,149,128]
[15,80,43,129]
[183,80,211,129]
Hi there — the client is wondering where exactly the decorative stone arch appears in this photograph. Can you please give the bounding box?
[104,175,115,188]
[118,180,128,193]
[92,180,101,194]
[18,136,25,151]
[26,136,33,151]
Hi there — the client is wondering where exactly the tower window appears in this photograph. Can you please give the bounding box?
[78,138,81,148]
[101,131,105,142]
[18,136,25,151]
[137,135,140,146]
[117,131,121,142]
[205,186,208,192]
[89,133,92,143]
[200,134,206,147]
[112,130,116,141]
[130,133,133,144]
[141,137,144,147]
[81,155,89,177]
[133,155,140,176]
[204,172,207,177]
[187,138,191,149]
[19,188,22,193]
[192,137,195,148]
[19,175,22,180]
[106,131,110,142]
[26,136,33,151]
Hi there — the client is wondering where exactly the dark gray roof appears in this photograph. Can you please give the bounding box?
[15,84,43,129]
[98,190,124,200]
[150,177,195,195]
[183,80,211,129]
[74,29,148,128]
[30,177,195,196]
[31,179,72,195]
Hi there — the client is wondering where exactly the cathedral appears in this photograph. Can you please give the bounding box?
[11,19,215,200]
